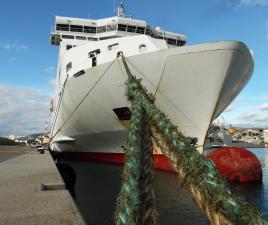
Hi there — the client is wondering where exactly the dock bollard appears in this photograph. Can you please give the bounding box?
[39,150,44,154]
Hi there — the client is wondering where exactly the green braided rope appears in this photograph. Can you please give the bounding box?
[122,56,268,225]
[115,97,143,225]
[139,112,158,225]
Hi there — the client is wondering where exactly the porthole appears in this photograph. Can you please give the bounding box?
[139,44,147,52]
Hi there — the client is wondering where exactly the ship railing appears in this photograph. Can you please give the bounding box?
[52,23,186,46]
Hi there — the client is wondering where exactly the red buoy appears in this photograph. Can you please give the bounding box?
[207,147,262,182]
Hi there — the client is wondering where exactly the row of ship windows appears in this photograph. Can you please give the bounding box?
[61,34,120,41]
[65,48,101,73]
[61,34,184,46]
[56,23,186,46]
[66,42,145,52]
[65,43,147,72]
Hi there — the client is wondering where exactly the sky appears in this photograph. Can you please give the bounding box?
[0,0,267,136]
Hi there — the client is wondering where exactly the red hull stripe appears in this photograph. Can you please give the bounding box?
[57,152,174,172]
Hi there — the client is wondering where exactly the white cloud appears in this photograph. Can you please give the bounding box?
[227,0,268,7]
[0,43,29,52]
[1,43,16,50]
[0,85,52,137]
[238,112,258,121]
[238,0,268,6]
[45,66,56,73]
[49,78,56,87]
[260,103,268,111]
[235,111,268,127]
[254,114,268,122]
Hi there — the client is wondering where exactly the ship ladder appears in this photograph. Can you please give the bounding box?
[114,53,268,225]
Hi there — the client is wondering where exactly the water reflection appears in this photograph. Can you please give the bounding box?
[230,182,266,216]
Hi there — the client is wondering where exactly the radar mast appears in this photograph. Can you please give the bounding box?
[117,2,126,17]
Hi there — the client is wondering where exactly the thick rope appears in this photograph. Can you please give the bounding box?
[115,97,143,225]
[150,126,232,225]
[120,54,268,225]
[139,112,158,225]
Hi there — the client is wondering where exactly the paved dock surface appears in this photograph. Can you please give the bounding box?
[0,146,85,225]
[68,161,210,225]
[0,145,28,162]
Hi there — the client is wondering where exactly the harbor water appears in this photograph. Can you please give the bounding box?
[66,147,268,225]
[230,148,268,218]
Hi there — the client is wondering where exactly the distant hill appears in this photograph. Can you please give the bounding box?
[0,137,19,146]
[23,133,44,139]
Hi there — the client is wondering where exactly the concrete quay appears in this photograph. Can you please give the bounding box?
[0,146,85,225]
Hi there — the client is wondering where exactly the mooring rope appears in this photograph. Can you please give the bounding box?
[139,112,158,225]
[50,74,69,135]
[115,97,143,225]
[115,53,268,225]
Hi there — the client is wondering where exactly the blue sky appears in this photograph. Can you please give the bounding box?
[0,0,267,136]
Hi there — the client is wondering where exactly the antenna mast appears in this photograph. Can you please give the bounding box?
[117,1,126,17]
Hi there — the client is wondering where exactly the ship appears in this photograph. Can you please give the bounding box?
[49,3,254,170]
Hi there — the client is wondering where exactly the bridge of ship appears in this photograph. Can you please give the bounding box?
[50,16,187,47]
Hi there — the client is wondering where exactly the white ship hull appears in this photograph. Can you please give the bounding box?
[50,39,253,160]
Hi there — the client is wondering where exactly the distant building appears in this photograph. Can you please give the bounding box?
[8,135,16,141]
[264,130,268,145]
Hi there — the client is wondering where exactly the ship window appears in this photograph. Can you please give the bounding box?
[167,38,176,45]
[58,67,61,81]
[70,25,83,32]
[99,35,120,40]
[89,49,100,67]
[127,25,136,33]
[62,35,74,39]
[73,70,85,78]
[145,28,151,35]
[156,36,164,40]
[107,43,119,51]
[66,62,72,73]
[136,26,145,34]
[113,107,131,120]
[139,44,147,52]
[56,24,69,31]
[107,24,116,31]
[97,26,106,33]
[177,40,186,46]
[150,33,156,38]
[88,37,98,41]
[92,57,97,67]
[118,24,127,31]
[84,26,96,33]
[89,49,101,58]
[76,36,87,40]
[66,45,72,50]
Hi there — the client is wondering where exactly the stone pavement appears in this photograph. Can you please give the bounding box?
[0,147,85,225]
